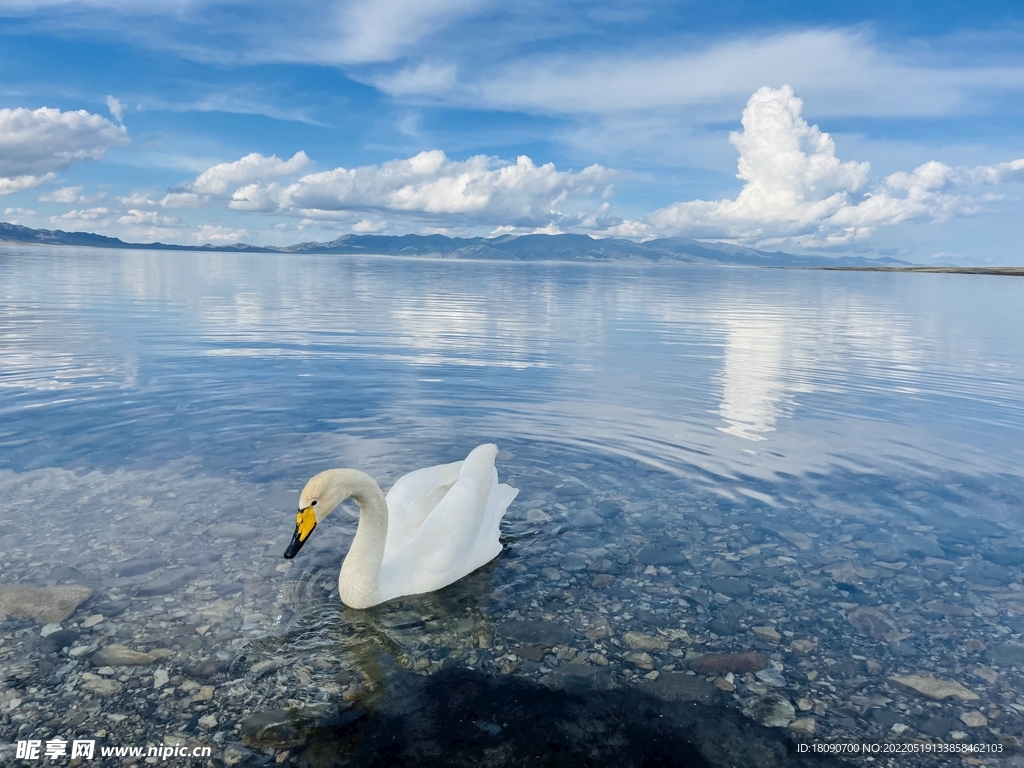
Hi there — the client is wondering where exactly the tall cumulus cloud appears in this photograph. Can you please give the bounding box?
[614,86,1024,246]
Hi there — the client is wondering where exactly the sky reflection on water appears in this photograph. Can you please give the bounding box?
[2,247,1022,491]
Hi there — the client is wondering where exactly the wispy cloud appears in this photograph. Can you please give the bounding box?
[105,95,125,124]
[0,0,491,66]
[374,29,1024,119]
[145,92,328,126]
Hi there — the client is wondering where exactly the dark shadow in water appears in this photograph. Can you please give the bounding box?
[267,662,847,768]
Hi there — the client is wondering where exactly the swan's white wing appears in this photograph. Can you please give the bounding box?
[383,459,463,563]
[379,444,517,601]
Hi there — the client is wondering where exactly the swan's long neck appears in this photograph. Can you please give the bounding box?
[334,469,389,609]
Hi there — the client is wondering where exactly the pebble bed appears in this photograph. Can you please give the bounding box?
[2,448,1024,767]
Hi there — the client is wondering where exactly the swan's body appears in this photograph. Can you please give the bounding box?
[284,444,518,608]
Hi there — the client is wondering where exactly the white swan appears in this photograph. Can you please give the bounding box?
[283,443,518,609]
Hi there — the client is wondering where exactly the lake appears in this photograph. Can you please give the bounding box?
[2,246,1023,766]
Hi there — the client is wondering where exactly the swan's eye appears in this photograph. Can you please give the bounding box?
[311,500,317,506]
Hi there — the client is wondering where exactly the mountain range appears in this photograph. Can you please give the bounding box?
[0,221,910,266]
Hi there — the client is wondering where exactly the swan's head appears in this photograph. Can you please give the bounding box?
[283,470,347,559]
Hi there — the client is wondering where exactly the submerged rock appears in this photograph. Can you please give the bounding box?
[960,711,988,728]
[636,538,688,566]
[888,674,979,702]
[623,631,667,651]
[708,578,752,597]
[544,664,615,693]
[240,709,307,749]
[111,558,166,577]
[846,606,895,639]
[689,652,769,675]
[755,668,787,688]
[39,629,80,654]
[745,696,796,727]
[642,672,721,705]
[240,704,344,750]
[134,566,198,596]
[497,619,574,646]
[986,643,1024,667]
[0,583,92,623]
[222,743,254,766]
[752,626,781,643]
[81,677,123,697]
[91,643,174,667]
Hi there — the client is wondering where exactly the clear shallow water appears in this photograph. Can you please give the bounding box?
[2,246,1024,765]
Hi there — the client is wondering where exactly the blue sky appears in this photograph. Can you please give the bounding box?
[1,1,1022,262]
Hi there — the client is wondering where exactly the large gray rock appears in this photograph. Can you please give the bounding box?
[0,583,92,623]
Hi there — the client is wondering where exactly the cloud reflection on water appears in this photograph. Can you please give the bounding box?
[1,248,1022,487]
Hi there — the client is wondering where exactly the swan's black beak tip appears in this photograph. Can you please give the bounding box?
[285,507,317,559]
[283,523,309,559]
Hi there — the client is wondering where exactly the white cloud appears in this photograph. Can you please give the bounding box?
[155,151,309,210]
[2,0,490,67]
[961,158,1024,186]
[106,95,125,124]
[39,185,84,203]
[118,209,183,227]
[0,107,129,182]
[376,29,1024,120]
[193,224,250,243]
[350,218,387,233]
[50,207,111,225]
[225,150,615,229]
[159,151,311,210]
[327,0,487,64]
[613,86,1024,247]
[118,190,156,206]
[0,173,55,196]
[159,192,205,208]
[3,207,37,224]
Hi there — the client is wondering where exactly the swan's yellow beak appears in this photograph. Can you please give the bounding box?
[284,507,317,559]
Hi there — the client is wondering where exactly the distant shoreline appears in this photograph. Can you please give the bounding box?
[4,240,1022,274]
[2,224,1021,273]
[805,266,1024,277]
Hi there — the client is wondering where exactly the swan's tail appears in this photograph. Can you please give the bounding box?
[460,443,499,477]
[464,444,517,556]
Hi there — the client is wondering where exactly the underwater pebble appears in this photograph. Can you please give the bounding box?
[889,674,979,702]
